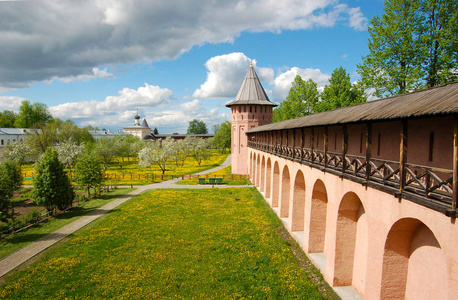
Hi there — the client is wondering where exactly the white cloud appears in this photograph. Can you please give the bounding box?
[273,67,331,101]
[0,96,27,111]
[49,83,174,120]
[49,67,114,83]
[348,7,368,31]
[0,0,368,90]
[193,53,274,99]
[145,100,229,133]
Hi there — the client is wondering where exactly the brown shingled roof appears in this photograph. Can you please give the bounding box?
[226,64,277,107]
[247,81,458,133]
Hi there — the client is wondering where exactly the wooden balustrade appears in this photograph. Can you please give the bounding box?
[248,140,454,211]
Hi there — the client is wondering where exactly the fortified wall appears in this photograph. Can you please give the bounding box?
[227,65,458,300]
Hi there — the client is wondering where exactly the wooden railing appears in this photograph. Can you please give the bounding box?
[248,141,454,212]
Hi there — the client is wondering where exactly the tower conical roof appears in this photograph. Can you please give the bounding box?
[226,64,277,107]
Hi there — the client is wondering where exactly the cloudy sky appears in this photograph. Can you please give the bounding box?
[0,0,384,134]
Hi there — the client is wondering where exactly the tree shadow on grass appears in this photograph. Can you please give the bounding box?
[3,208,120,245]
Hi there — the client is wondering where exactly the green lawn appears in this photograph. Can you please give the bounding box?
[0,188,336,299]
[0,188,134,260]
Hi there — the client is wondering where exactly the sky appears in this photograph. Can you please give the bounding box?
[0,0,385,134]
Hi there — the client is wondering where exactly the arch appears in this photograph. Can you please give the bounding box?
[334,192,366,287]
[291,170,306,231]
[271,161,280,207]
[309,179,328,253]
[381,218,447,300]
[265,158,272,199]
[260,156,266,192]
[280,165,291,218]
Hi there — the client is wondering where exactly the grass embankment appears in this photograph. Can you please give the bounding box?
[177,165,251,185]
[0,188,337,299]
[21,151,229,186]
[0,188,133,260]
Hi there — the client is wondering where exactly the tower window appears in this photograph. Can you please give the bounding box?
[255,106,257,113]
[250,106,252,113]
[244,106,246,112]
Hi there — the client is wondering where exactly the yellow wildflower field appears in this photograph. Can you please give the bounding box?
[0,188,332,299]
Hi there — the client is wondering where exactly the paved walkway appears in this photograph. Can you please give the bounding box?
[0,155,253,278]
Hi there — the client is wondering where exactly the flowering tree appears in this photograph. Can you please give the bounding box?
[138,137,175,175]
[192,138,212,166]
[55,140,85,176]
[1,140,34,165]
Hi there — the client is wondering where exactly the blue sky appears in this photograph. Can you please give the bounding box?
[0,0,385,134]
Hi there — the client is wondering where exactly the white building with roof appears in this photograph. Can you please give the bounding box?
[123,113,154,140]
[0,128,35,151]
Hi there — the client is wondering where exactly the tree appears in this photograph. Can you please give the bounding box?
[14,100,53,128]
[0,160,22,222]
[187,119,208,134]
[1,140,33,165]
[55,140,85,176]
[357,0,458,97]
[33,149,74,212]
[55,120,94,145]
[315,67,366,113]
[0,110,17,128]
[93,138,117,169]
[26,124,58,159]
[191,138,212,166]
[420,0,458,87]
[273,75,319,122]
[138,137,174,175]
[74,153,104,198]
[153,127,159,135]
[211,124,220,133]
[212,121,231,153]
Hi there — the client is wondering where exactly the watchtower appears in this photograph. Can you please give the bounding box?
[226,63,277,174]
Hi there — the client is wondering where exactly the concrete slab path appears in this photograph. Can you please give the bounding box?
[0,155,253,278]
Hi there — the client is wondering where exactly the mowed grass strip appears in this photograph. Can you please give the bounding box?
[0,188,329,300]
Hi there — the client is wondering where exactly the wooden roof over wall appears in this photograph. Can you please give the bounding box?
[247,81,458,133]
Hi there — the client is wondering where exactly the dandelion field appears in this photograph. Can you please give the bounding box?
[21,150,229,186]
[0,188,333,299]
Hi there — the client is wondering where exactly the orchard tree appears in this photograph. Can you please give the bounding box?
[187,119,208,134]
[33,149,74,213]
[74,153,104,198]
[273,75,319,122]
[191,138,212,166]
[212,121,231,153]
[1,140,33,165]
[316,67,366,113]
[138,137,175,175]
[55,140,85,176]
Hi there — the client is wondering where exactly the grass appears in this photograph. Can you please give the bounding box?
[177,165,251,185]
[0,188,133,260]
[0,188,336,299]
[21,151,230,186]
